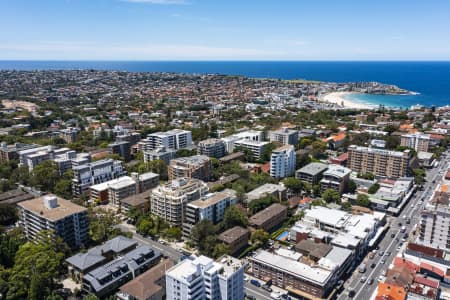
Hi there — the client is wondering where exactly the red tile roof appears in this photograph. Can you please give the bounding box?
[414,275,440,289]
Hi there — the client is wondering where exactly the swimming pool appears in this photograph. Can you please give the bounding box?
[276,231,289,241]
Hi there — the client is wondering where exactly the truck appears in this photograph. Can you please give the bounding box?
[358,263,366,273]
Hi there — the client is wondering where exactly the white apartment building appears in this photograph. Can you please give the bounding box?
[166,255,244,300]
[220,130,264,153]
[269,127,299,146]
[197,138,226,158]
[72,159,126,196]
[151,178,209,226]
[418,201,450,251]
[270,145,296,178]
[143,146,176,164]
[183,189,237,237]
[233,140,269,161]
[146,129,192,150]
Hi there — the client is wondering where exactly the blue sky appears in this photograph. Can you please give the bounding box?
[1,0,450,60]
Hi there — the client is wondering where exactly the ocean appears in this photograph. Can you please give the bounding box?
[1,60,449,108]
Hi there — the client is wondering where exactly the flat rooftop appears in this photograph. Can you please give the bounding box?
[297,162,328,176]
[90,176,135,192]
[252,250,332,285]
[18,195,87,221]
[188,189,236,209]
[218,226,249,244]
[249,203,287,226]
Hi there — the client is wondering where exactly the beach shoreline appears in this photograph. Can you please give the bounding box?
[321,92,375,110]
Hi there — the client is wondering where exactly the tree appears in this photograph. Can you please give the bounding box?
[311,141,327,159]
[413,168,426,185]
[296,153,311,169]
[30,160,59,192]
[385,135,400,150]
[368,183,380,194]
[6,237,65,299]
[54,179,72,199]
[164,227,182,241]
[176,149,197,158]
[222,206,248,230]
[283,177,304,194]
[0,229,26,268]
[88,208,121,244]
[356,194,371,207]
[322,188,340,203]
[299,137,313,149]
[347,180,357,193]
[358,172,375,180]
[213,243,231,258]
[189,220,218,256]
[248,195,275,215]
[250,229,270,246]
[0,203,18,226]
[260,143,277,162]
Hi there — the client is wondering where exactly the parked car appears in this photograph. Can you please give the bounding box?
[370,263,376,268]
[367,278,374,285]
[360,276,367,283]
[250,279,261,287]
[262,285,273,292]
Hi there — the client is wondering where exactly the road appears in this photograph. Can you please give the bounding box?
[338,152,448,299]
[117,224,183,260]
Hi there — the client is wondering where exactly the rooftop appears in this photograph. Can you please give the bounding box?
[218,226,249,244]
[348,145,410,158]
[188,189,236,209]
[249,203,287,226]
[90,176,135,192]
[252,250,332,285]
[297,162,328,176]
[18,195,87,222]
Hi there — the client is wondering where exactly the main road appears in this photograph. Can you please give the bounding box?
[338,151,448,299]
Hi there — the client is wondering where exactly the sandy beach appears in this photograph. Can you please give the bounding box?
[321,92,374,109]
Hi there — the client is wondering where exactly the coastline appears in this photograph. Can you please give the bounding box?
[321,92,376,110]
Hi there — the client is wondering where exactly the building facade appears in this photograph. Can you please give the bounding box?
[197,138,226,158]
[72,159,126,196]
[182,189,237,237]
[400,133,431,153]
[151,178,209,226]
[270,145,296,178]
[295,162,329,185]
[165,255,244,300]
[320,164,351,194]
[18,195,89,248]
[146,129,192,150]
[168,155,212,181]
[347,145,410,178]
[143,146,176,164]
[269,127,299,146]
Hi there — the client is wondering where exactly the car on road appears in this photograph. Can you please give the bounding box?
[270,292,280,299]
[390,233,396,238]
[246,295,256,300]
[281,294,291,300]
[370,263,376,268]
[379,250,384,256]
[348,289,356,298]
[262,285,272,292]
[378,275,385,282]
[381,259,386,264]
[360,276,367,283]
[385,252,391,256]
[367,278,374,285]
[250,279,261,287]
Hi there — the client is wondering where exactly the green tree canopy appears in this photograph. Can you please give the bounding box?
[322,188,341,203]
[250,229,270,246]
[368,183,380,194]
[356,194,371,207]
[222,206,248,230]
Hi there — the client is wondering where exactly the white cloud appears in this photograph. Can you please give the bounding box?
[122,0,187,4]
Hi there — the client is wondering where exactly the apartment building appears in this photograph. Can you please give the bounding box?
[250,247,352,299]
[72,159,126,196]
[221,130,264,153]
[233,139,270,161]
[168,155,212,181]
[146,129,192,150]
[245,183,287,204]
[53,150,91,175]
[347,145,411,178]
[165,255,244,300]
[17,195,89,248]
[108,141,131,162]
[249,203,288,232]
[150,178,209,226]
[117,259,174,300]
[217,226,249,256]
[269,127,299,146]
[143,146,176,164]
[81,244,161,298]
[182,189,237,237]
[18,145,69,171]
[0,142,38,163]
[401,133,431,152]
[320,164,351,194]
[59,127,80,143]
[90,172,159,205]
[270,145,296,179]
[295,162,329,185]
[418,195,450,251]
[197,138,226,158]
